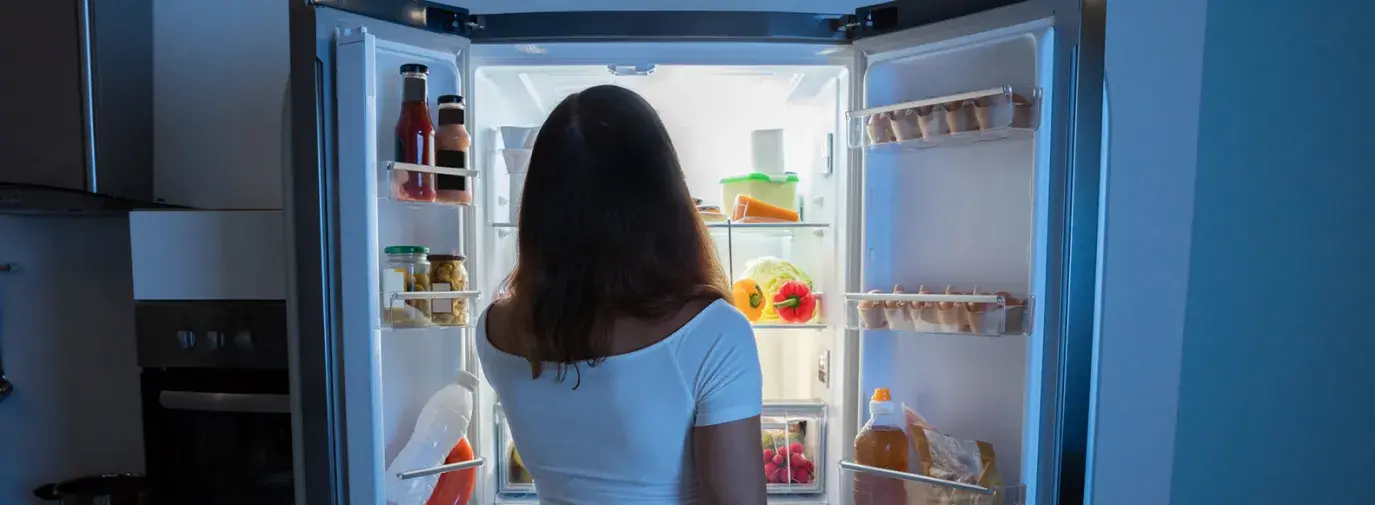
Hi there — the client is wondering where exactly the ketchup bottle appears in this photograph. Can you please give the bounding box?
[394,63,436,202]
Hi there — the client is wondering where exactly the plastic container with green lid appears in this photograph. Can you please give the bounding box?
[720,172,799,213]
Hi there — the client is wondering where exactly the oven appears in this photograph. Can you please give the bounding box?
[135,301,293,505]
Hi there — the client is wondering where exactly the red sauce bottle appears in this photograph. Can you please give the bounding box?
[394,63,436,202]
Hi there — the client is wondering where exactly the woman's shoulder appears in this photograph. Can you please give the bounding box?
[671,299,756,356]
[478,298,520,356]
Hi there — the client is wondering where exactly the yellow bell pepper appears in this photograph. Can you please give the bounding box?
[731,279,765,322]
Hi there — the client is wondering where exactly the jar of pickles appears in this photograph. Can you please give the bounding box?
[381,245,431,328]
[427,253,469,326]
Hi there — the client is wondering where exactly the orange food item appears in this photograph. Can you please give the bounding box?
[731,194,800,223]
[427,437,476,505]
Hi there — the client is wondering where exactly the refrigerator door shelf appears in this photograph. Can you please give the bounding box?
[839,459,1027,505]
[389,161,481,178]
[396,457,487,481]
[844,292,1031,336]
[847,86,1042,149]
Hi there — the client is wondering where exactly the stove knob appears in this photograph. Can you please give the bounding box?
[235,330,255,350]
[206,330,226,350]
[175,330,197,349]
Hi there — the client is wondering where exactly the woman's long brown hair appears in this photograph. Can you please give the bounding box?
[504,85,729,387]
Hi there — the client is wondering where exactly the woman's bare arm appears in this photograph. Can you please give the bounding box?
[694,415,768,505]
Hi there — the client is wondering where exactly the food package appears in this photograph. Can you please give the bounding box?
[943,100,973,134]
[891,109,924,141]
[506,441,533,485]
[884,284,914,330]
[973,94,1014,131]
[738,257,814,323]
[857,289,888,329]
[904,404,1004,505]
[915,105,944,139]
[732,194,801,223]
[866,113,895,145]
[697,204,729,223]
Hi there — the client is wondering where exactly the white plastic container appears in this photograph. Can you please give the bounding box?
[500,126,539,149]
[384,371,480,505]
[501,148,531,174]
[719,172,799,212]
[751,129,785,174]
[508,172,526,222]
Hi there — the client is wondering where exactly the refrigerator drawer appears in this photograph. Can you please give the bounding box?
[492,401,828,498]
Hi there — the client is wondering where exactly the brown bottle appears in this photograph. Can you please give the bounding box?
[435,94,472,205]
[394,63,436,202]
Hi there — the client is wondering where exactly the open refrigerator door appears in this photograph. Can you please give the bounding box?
[837,1,1101,505]
[288,3,491,505]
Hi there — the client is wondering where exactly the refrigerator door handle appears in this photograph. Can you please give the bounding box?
[159,391,292,414]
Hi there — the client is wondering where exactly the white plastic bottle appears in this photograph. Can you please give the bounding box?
[385,371,480,505]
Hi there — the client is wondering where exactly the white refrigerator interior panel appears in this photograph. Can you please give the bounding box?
[472,42,851,505]
[854,6,1054,489]
[381,329,470,464]
[128,210,285,300]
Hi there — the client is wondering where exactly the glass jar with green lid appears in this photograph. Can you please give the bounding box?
[381,245,431,328]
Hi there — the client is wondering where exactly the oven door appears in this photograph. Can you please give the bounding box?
[141,368,294,505]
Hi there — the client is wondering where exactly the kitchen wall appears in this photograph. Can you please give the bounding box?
[1093,1,1375,505]
[0,217,145,505]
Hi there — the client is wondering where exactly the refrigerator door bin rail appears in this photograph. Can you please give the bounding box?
[384,291,481,329]
[397,457,487,481]
[390,290,482,301]
[847,86,1041,150]
[386,161,480,207]
[839,459,1026,504]
[844,292,1030,336]
[388,161,480,179]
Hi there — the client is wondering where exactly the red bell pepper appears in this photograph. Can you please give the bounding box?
[772,281,817,323]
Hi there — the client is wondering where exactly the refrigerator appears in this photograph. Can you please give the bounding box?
[283,1,1105,504]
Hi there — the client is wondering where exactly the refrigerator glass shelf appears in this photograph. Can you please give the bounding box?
[844,292,1031,336]
[838,459,1027,504]
[496,221,829,235]
[706,221,830,238]
[752,323,828,331]
[847,86,1041,150]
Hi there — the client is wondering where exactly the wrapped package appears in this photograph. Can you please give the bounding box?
[903,405,1004,505]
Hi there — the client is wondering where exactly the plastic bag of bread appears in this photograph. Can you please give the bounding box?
[903,404,1004,505]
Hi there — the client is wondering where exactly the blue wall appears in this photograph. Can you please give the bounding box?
[1170,1,1375,504]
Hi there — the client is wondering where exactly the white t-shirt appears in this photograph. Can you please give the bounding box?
[476,299,762,505]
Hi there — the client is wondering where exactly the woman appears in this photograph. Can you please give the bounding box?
[477,85,767,505]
